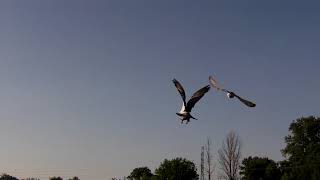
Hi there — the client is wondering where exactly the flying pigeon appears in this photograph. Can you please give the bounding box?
[209,76,256,107]
[173,79,210,124]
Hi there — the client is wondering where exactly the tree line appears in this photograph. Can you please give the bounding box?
[125,116,320,180]
[1,116,319,180]
[240,116,320,180]
[0,176,79,180]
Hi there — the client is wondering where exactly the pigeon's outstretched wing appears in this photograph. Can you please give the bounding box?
[173,79,187,106]
[209,76,228,92]
[209,75,256,107]
[233,93,256,107]
[186,85,210,112]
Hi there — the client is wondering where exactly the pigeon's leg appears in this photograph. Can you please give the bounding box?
[181,120,183,124]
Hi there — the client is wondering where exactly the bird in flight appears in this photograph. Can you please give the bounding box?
[209,76,256,107]
[173,79,210,124]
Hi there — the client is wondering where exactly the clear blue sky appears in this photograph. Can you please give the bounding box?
[1,0,319,179]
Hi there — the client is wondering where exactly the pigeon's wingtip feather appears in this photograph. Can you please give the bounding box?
[172,79,177,84]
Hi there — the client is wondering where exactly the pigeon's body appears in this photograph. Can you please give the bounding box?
[227,92,235,99]
[176,104,197,123]
[172,79,210,124]
[209,76,256,107]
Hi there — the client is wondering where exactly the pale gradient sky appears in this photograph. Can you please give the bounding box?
[0,0,320,179]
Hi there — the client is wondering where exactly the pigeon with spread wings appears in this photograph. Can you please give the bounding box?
[209,76,256,107]
[173,79,210,124]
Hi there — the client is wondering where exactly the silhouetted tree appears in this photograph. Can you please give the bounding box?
[155,157,198,180]
[68,177,79,180]
[240,156,281,180]
[128,167,152,180]
[49,177,63,180]
[0,174,18,180]
[150,175,159,180]
[280,116,320,180]
[218,131,241,180]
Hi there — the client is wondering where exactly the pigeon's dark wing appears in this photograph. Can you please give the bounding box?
[186,85,210,112]
[233,93,256,107]
[209,76,228,93]
[173,79,187,106]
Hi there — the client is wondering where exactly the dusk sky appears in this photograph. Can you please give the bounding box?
[1,0,320,179]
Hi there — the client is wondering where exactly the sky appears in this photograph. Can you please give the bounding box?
[0,0,320,179]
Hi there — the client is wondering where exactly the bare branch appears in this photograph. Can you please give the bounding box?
[218,131,241,180]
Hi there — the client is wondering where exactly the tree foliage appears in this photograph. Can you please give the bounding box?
[49,177,63,180]
[155,157,198,180]
[281,116,320,180]
[240,156,281,180]
[128,167,152,180]
[0,174,18,180]
[68,177,80,180]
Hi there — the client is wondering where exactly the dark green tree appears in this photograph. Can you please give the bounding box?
[240,156,281,180]
[49,177,63,180]
[128,167,152,180]
[281,116,320,180]
[0,174,18,180]
[68,177,79,180]
[150,175,159,180]
[155,157,198,180]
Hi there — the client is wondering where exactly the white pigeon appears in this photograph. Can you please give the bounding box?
[209,76,256,107]
[173,79,210,124]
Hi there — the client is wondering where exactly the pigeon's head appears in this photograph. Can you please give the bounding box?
[227,92,235,99]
